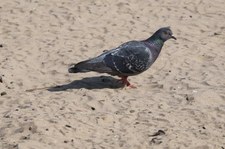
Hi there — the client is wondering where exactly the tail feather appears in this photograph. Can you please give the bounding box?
[68,58,113,74]
[68,60,91,73]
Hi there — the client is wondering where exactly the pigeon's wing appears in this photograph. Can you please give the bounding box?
[103,41,152,76]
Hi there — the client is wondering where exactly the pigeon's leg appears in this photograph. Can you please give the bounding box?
[119,76,136,88]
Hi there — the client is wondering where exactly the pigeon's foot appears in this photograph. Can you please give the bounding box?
[118,76,137,88]
[127,84,137,88]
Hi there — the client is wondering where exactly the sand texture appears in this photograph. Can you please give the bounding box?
[0,0,225,148]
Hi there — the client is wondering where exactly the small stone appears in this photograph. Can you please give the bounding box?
[0,76,2,83]
[22,136,28,140]
[157,130,166,135]
[4,115,10,118]
[109,129,114,133]
[0,44,3,48]
[13,144,18,148]
[1,92,7,96]
[185,94,194,102]
[214,32,220,36]
[91,107,95,111]
[135,122,139,125]
[150,137,162,145]
[149,130,166,137]
[130,110,135,113]
[65,125,71,128]
[64,140,68,143]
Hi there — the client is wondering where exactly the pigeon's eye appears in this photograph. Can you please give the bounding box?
[164,31,168,35]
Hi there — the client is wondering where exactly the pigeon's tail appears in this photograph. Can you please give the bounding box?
[68,60,91,73]
[68,56,113,74]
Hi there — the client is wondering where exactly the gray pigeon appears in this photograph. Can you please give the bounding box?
[68,27,176,87]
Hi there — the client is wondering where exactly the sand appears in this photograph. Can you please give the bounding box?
[0,0,225,148]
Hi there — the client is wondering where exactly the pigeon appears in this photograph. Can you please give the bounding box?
[68,27,176,87]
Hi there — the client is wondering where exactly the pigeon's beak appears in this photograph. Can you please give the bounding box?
[171,35,176,40]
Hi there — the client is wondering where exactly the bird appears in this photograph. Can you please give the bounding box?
[68,27,176,88]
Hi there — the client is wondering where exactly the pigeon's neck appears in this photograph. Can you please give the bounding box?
[144,37,164,53]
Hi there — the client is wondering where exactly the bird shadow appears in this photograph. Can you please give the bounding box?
[47,76,124,92]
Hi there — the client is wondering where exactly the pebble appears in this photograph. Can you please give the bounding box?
[149,130,166,137]
[130,110,135,113]
[1,92,7,96]
[214,32,220,36]
[185,94,195,103]
[150,137,162,145]
[65,125,72,128]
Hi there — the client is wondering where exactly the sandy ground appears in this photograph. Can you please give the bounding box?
[0,0,225,148]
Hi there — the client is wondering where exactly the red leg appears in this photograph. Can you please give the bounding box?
[118,76,136,88]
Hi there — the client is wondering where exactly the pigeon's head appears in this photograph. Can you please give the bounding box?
[155,27,176,42]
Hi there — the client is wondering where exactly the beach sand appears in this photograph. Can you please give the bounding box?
[0,0,225,148]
